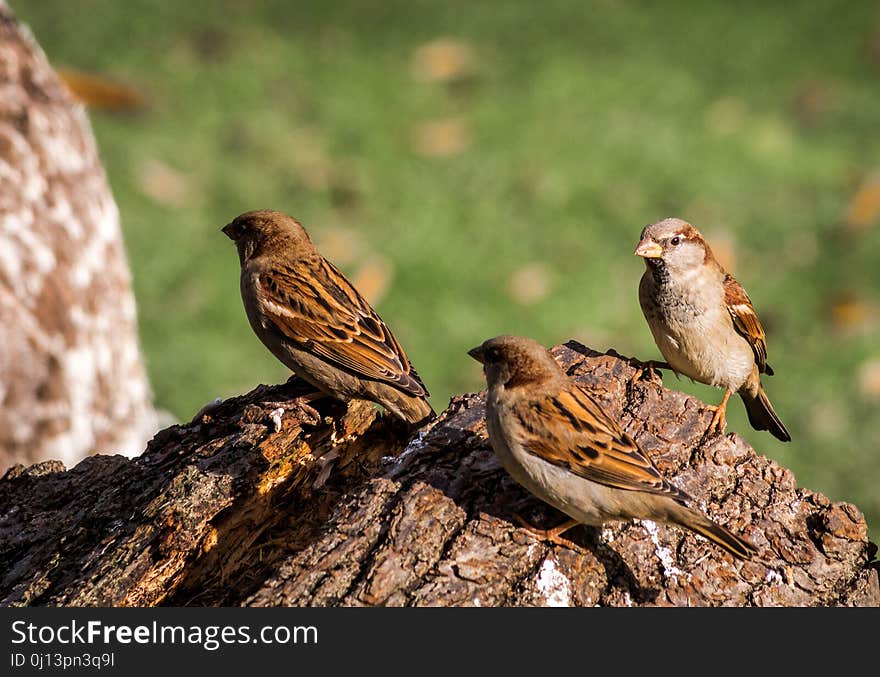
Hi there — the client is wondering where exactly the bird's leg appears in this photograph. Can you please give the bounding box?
[263,390,329,427]
[514,515,582,550]
[706,389,732,434]
[630,358,673,382]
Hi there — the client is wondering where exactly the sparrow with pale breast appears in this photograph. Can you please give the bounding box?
[469,335,756,561]
[222,209,434,426]
[635,218,790,442]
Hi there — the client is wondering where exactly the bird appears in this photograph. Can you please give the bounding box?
[635,218,790,442]
[468,334,756,561]
[222,209,434,426]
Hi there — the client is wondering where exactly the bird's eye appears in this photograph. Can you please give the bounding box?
[670,236,681,246]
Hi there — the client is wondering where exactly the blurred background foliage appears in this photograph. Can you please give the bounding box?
[15,0,880,540]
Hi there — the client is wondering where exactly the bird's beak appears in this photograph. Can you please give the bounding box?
[634,238,663,258]
[467,345,485,363]
[221,223,234,239]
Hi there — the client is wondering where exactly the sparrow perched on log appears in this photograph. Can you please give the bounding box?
[635,218,790,442]
[222,209,434,426]
[469,335,756,560]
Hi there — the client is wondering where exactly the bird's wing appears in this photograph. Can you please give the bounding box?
[723,273,772,375]
[255,257,428,397]
[514,383,688,501]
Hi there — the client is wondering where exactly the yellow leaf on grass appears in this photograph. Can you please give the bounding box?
[844,173,880,231]
[57,68,145,110]
[826,292,877,334]
[352,256,393,307]
[507,262,555,306]
[136,160,194,207]
[857,359,880,400]
[315,228,363,267]
[410,118,472,157]
[411,39,474,83]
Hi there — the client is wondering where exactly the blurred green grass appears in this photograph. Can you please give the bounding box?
[15,0,880,540]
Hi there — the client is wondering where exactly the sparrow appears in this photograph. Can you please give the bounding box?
[222,209,434,426]
[635,218,790,442]
[468,335,756,561]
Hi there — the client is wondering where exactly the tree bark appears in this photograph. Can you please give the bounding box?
[0,2,157,469]
[2,343,877,607]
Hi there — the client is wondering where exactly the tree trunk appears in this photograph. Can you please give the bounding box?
[0,1,157,469]
[2,342,877,607]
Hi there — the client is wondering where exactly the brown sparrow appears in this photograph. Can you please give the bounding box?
[635,218,790,442]
[469,335,756,560]
[222,209,434,426]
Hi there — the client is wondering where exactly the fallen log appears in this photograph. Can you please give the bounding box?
[1,343,876,607]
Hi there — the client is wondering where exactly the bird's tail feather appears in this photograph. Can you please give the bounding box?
[384,393,435,428]
[740,386,791,442]
[683,511,757,561]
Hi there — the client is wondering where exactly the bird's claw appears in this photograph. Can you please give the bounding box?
[262,398,322,427]
[704,389,732,436]
[706,405,727,435]
[513,515,583,551]
[629,359,670,382]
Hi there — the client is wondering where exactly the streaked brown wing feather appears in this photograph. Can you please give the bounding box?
[723,274,770,374]
[516,384,687,501]
[256,257,428,397]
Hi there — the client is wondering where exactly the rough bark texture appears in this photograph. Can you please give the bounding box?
[1,343,877,607]
[0,2,157,469]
